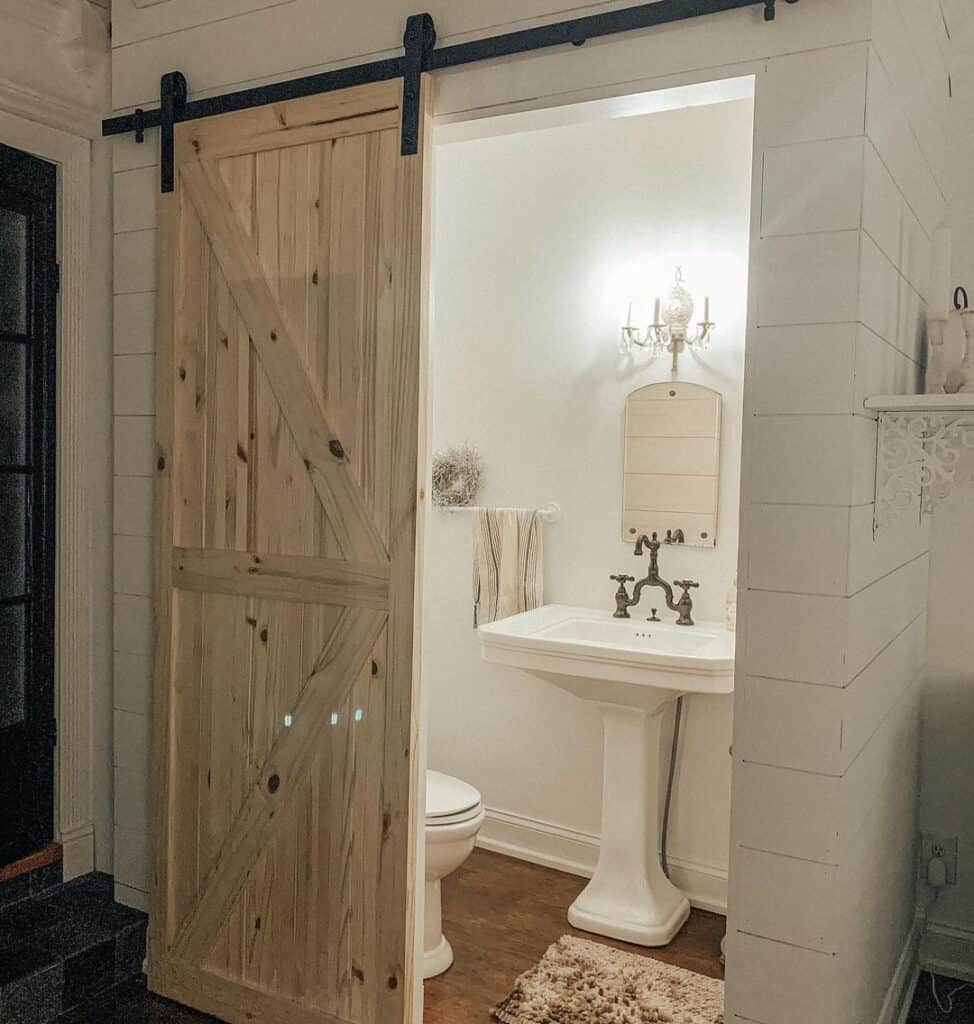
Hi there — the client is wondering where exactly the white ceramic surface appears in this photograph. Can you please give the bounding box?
[478,605,735,946]
[423,771,485,980]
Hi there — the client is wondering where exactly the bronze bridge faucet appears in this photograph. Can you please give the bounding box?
[610,532,699,626]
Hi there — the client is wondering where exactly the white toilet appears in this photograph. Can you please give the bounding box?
[423,770,485,979]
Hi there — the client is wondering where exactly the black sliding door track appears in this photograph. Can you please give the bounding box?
[102,0,799,191]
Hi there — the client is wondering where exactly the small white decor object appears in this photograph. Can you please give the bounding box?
[431,443,483,507]
[925,318,949,395]
[957,288,974,394]
[923,225,953,395]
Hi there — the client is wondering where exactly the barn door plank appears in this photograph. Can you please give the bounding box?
[151,77,430,1024]
[174,605,387,964]
[180,160,387,566]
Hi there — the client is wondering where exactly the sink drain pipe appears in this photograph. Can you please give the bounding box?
[660,695,684,879]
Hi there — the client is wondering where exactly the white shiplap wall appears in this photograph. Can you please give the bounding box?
[729,4,948,1022]
[107,0,949,1017]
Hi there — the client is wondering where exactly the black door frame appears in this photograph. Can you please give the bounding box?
[0,140,58,867]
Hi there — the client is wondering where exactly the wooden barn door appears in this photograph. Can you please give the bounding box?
[149,79,430,1024]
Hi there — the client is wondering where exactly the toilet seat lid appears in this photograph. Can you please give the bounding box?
[426,770,481,822]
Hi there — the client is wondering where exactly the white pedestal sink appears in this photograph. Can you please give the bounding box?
[478,605,734,946]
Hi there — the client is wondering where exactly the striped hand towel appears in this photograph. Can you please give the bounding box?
[473,508,545,627]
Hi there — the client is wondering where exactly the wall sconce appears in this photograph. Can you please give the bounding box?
[621,267,715,373]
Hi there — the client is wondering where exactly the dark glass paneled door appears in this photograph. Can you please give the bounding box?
[0,143,57,866]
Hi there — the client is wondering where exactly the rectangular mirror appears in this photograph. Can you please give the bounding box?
[622,381,721,548]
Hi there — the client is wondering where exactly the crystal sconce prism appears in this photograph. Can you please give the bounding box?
[620,267,715,374]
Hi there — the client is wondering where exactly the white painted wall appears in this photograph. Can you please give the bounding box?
[917,104,974,979]
[728,3,950,1019]
[107,0,950,1018]
[423,95,753,910]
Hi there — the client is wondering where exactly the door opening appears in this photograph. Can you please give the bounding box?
[418,76,754,1020]
[0,142,58,868]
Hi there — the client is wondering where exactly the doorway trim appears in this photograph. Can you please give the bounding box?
[0,106,94,880]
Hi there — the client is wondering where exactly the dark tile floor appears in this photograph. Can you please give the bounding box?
[907,972,974,1024]
[58,978,220,1023]
[0,872,147,1023]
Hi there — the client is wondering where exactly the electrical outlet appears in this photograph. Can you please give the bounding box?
[921,831,959,885]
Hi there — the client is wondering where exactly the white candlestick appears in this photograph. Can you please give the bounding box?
[653,297,661,325]
[703,296,710,323]
[925,319,948,395]
[930,225,953,321]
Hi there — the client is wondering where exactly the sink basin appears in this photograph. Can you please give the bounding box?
[479,605,734,711]
[478,605,735,947]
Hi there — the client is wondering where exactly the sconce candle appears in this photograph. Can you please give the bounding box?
[620,267,715,374]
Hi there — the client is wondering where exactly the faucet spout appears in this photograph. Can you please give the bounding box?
[614,532,698,626]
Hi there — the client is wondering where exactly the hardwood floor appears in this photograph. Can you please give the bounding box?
[424,848,726,1023]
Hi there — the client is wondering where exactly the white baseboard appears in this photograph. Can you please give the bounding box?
[59,823,95,881]
[114,880,149,912]
[877,915,922,1024]
[476,806,728,915]
[921,918,974,984]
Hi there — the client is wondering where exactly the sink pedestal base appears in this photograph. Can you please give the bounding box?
[568,703,690,947]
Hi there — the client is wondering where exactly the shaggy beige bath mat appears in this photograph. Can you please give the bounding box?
[493,935,724,1024]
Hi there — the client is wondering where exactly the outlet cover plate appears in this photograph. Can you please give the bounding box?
[921,831,958,885]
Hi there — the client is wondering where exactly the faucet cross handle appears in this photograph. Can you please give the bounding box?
[610,574,635,619]
[673,580,699,627]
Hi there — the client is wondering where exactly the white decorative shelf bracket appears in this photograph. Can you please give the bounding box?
[867,395,974,531]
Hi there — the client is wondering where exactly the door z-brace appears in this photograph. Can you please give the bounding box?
[105,0,800,193]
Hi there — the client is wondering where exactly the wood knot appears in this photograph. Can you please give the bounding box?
[371,660,379,677]
[270,331,278,342]
[387,975,398,990]
[157,455,167,472]
[352,965,365,982]
[329,439,346,460]
[260,628,268,643]
[178,367,186,381]
[267,773,280,795]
